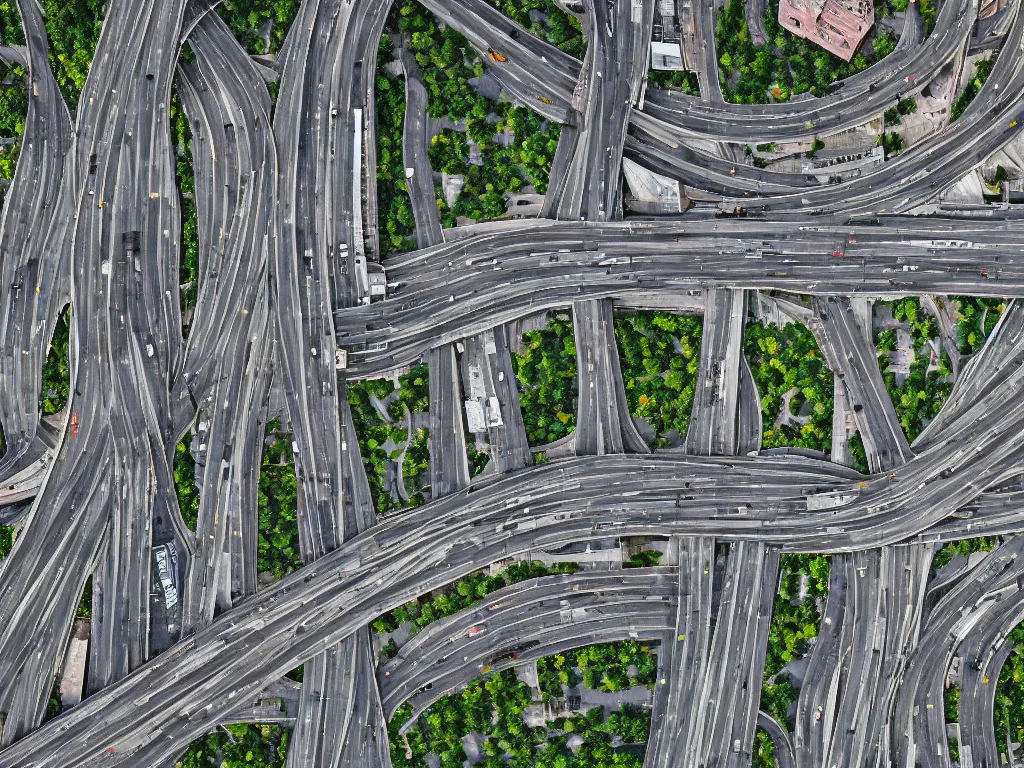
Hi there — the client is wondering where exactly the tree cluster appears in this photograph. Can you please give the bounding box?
[390,0,563,226]
[513,314,579,446]
[393,668,652,768]
[39,307,71,415]
[215,0,301,56]
[176,723,290,768]
[715,0,896,104]
[875,299,951,443]
[951,58,993,122]
[256,421,301,579]
[390,365,431,420]
[952,295,1004,354]
[390,670,536,768]
[753,726,777,768]
[349,366,432,514]
[561,640,658,694]
[375,35,417,257]
[485,0,586,59]
[995,624,1024,758]
[38,0,104,110]
[600,705,651,744]
[745,319,834,453]
[647,70,700,93]
[883,97,917,126]
[615,311,703,448]
[623,549,663,569]
[0,2,26,200]
[760,554,830,730]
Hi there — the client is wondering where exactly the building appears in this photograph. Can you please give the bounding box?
[778,0,874,62]
[651,0,696,71]
[651,41,685,70]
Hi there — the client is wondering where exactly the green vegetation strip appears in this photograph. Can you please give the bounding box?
[216,0,301,56]
[349,366,431,515]
[375,34,416,257]
[951,58,993,123]
[385,0,563,231]
[176,723,290,768]
[760,554,830,730]
[172,89,199,332]
[996,625,1024,757]
[173,434,200,529]
[40,307,71,415]
[745,319,833,452]
[615,311,702,448]
[875,299,951,444]
[932,536,997,571]
[392,642,654,768]
[0,4,25,199]
[513,315,578,447]
[952,296,1004,354]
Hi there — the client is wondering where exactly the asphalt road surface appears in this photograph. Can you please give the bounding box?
[2,0,1024,765]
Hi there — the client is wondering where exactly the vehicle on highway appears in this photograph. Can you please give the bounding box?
[487,49,507,62]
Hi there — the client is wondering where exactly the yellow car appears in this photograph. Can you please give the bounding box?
[1011,120,1018,128]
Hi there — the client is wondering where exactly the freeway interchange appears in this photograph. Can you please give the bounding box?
[2,0,1024,766]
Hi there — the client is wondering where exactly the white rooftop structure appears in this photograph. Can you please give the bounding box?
[650,40,685,71]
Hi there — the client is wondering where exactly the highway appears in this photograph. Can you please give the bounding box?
[811,296,913,472]
[2,0,1024,763]
[427,343,471,496]
[893,538,1024,768]
[684,289,748,456]
[333,217,1024,379]
[0,0,72,487]
[272,0,394,763]
[0,0,190,742]
[571,298,651,455]
[396,45,443,250]
[174,10,277,635]
[378,567,676,722]
[541,0,653,221]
